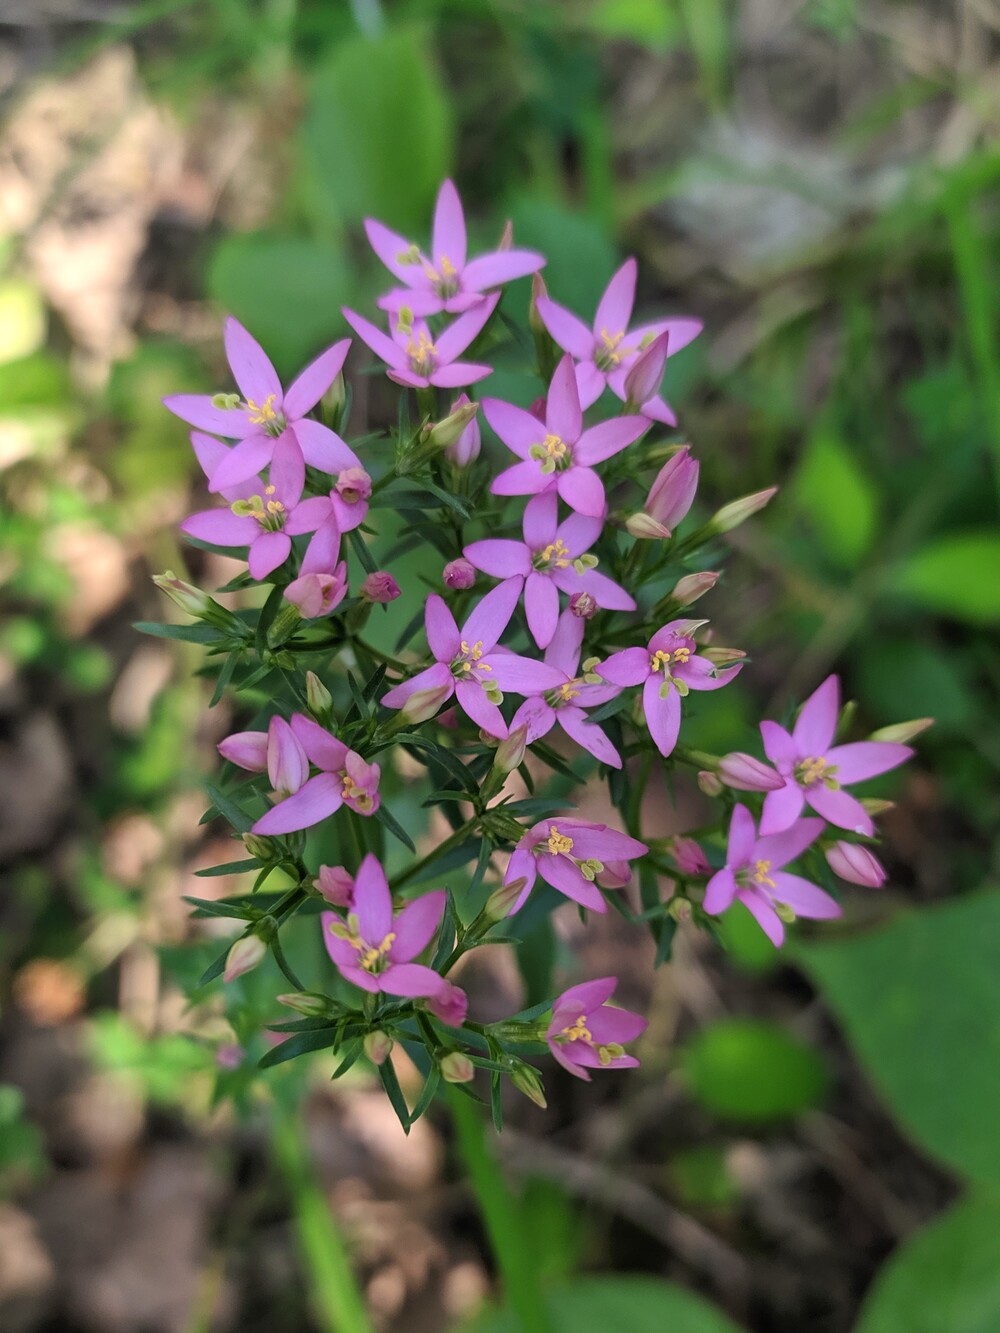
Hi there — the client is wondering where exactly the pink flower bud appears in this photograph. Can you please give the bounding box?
[364,1031,393,1065]
[708,486,778,535]
[597,859,632,889]
[669,837,711,876]
[528,395,547,421]
[277,991,331,1016]
[427,397,480,452]
[625,512,672,540]
[223,933,267,983]
[569,590,598,619]
[529,272,549,338]
[401,682,453,724]
[698,769,723,797]
[361,571,401,603]
[443,558,476,590]
[218,730,269,773]
[284,563,349,619]
[671,571,719,606]
[497,219,514,251]
[336,467,372,505]
[266,715,309,797]
[315,864,355,907]
[641,446,699,536]
[440,1051,475,1084]
[444,393,482,465]
[426,981,468,1027]
[825,841,887,888]
[494,724,528,774]
[624,330,670,409]
[718,752,784,792]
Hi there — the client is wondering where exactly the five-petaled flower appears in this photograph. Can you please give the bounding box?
[464,489,635,648]
[759,675,913,836]
[598,619,742,757]
[535,258,702,423]
[366,179,545,316]
[321,853,454,1001]
[380,581,564,738]
[703,805,840,947]
[248,714,381,835]
[164,317,353,493]
[486,355,648,518]
[504,818,648,914]
[343,298,499,390]
[546,977,647,1080]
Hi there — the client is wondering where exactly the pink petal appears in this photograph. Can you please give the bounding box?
[510,696,555,744]
[353,853,394,943]
[377,285,441,316]
[634,392,677,426]
[575,415,647,465]
[523,490,559,547]
[629,316,703,356]
[538,855,605,911]
[291,419,360,473]
[574,360,606,407]
[300,518,342,576]
[562,823,646,860]
[487,652,564,694]
[248,530,291,580]
[825,741,913,784]
[269,434,305,500]
[793,675,840,756]
[208,434,274,493]
[727,804,757,867]
[463,249,545,290]
[381,662,454,711]
[482,398,544,460]
[545,354,582,442]
[770,873,842,920]
[381,962,447,999]
[543,608,584,675]
[575,569,636,612]
[252,772,343,834]
[435,295,499,361]
[597,647,649,687]
[464,540,530,578]
[805,785,875,836]
[556,510,602,555]
[432,179,467,270]
[760,720,797,768]
[759,782,806,835]
[504,847,538,912]
[454,679,508,738]
[755,817,825,869]
[190,431,243,490]
[491,460,552,497]
[462,578,524,652]
[552,976,618,1016]
[594,258,637,336]
[282,339,351,419]
[429,362,493,388]
[389,889,446,961]
[163,394,249,438]
[423,594,461,661]
[181,509,257,546]
[535,296,593,360]
[224,317,282,406]
[558,706,621,768]
[364,218,421,282]
[704,867,738,915]
[524,573,560,649]
[681,657,742,692]
[284,495,332,537]
[737,889,785,947]
[218,730,268,772]
[643,675,682,756]
[557,466,606,517]
[289,713,347,771]
[341,308,407,370]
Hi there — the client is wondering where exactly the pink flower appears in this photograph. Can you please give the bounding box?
[181,433,327,581]
[626,446,700,540]
[546,977,646,1081]
[503,818,648,914]
[366,179,545,316]
[704,805,839,946]
[668,837,711,876]
[825,841,887,888]
[598,619,742,757]
[535,258,702,424]
[321,853,448,999]
[218,715,309,798]
[343,299,499,390]
[380,581,564,739]
[759,676,914,837]
[443,557,476,590]
[316,865,355,907]
[486,356,647,518]
[361,571,401,603]
[284,565,349,618]
[251,714,380,835]
[445,393,481,465]
[163,318,353,492]
[509,612,623,768]
[464,489,635,649]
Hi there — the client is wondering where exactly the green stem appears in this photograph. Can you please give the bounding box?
[447,1088,554,1333]
[389,818,478,890]
[270,1100,373,1333]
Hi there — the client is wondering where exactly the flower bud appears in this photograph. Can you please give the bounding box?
[315,864,355,907]
[667,896,693,923]
[510,1062,547,1109]
[267,715,309,797]
[400,682,452,724]
[323,372,347,426]
[153,571,211,617]
[443,558,476,590]
[426,981,468,1027]
[698,769,723,797]
[569,590,598,619]
[718,752,784,792]
[494,724,528,775]
[701,646,746,667]
[444,393,482,466]
[242,832,274,861]
[635,445,699,538]
[825,841,887,888]
[624,330,670,409]
[364,1030,393,1066]
[625,511,672,540]
[284,564,349,619]
[670,570,719,607]
[707,486,778,535]
[336,467,372,506]
[219,731,269,772]
[305,670,334,722]
[277,991,332,1016]
[529,272,549,338]
[440,1051,475,1084]
[223,932,267,983]
[427,399,480,452]
[485,877,527,921]
[497,219,514,251]
[361,571,401,603]
[597,859,632,889]
[869,718,934,744]
[669,837,711,876]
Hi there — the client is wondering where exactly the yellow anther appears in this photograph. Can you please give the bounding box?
[798,756,831,786]
[752,859,776,889]
[246,393,278,425]
[440,255,457,278]
[561,1014,593,1043]
[460,640,484,661]
[542,433,567,459]
[406,329,437,374]
[673,646,691,663]
[547,825,574,856]
[650,649,672,673]
[559,681,581,701]
[537,539,570,569]
[358,932,396,971]
[264,484,276,495]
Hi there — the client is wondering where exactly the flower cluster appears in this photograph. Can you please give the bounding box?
[157,180,924,1123]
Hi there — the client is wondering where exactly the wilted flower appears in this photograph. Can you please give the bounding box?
[443,557,476,590]
[668,837,711,876]
[426,981,469,1027]
[361,571,401,603]
[315,865,355,908]
[284,565,349,619]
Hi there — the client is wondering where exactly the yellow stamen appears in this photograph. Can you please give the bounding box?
[559,681,580,701]
[798,756,831,786]
[359,932,396,971]
[752,858,776,889]
[246,393,278,425]
[536,539,571,569]
[561,1014,592,1043]
[547,825,574,856]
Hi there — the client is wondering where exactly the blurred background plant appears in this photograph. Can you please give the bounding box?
[0,2,998,1331]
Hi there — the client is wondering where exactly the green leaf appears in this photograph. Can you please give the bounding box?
[301,26,453,234]
[798,891,1000,1186]
[681,1019,828,1123]
[891,531,1000,623]
[373,802,416,852]
[133,621,223,645]
[795,431,879,566]
[193,859,260,878]
[378,1057,411,1133]
[258,1027,339,1069]
[465,1276,741,1333]
[203,784,255,834]
[854,1194,1000,1333]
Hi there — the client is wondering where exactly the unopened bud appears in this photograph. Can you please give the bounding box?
[825,841,887,888]
[698,770,724,797]
[242,832,274,861]
[569,590,598,619]
[444,393,481,466]
[323,371,347,424]
[667,896,693,923]
[223,932,267,983]
[708,487,778,535]
[497,219,514,251]
[427,399,480,451]
[510,1063,547,1109]
[860,797,895,817]
[284,565,349,619]
[529,272,549,337]
[305,671,334,722]
[364,1031,393,1066]
[718,752,784,792]
[400,682,452,724]
[625,511,672,540]
[485,877,527,921]
[440,1051,475,1084]
[315,865,355,907]
[596,859,631,889]
[277,991,332,1016]
[153,571,211,617]
[701,646,746,666]
[624,330,670,410]
[869,718,934,744]
[494,724,528,775]
[669,836,711,876]
[361,571,401,603]
[443,558,476,590]
[670,571,719,606]
[426,981,468,1027]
